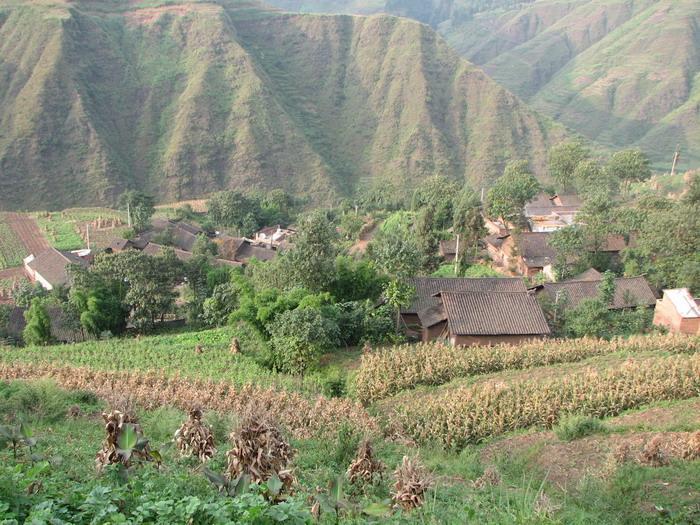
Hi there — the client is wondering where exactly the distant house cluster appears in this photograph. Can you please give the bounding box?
[107,219,295,267]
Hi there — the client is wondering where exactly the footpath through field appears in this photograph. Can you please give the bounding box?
[3,212,49,256]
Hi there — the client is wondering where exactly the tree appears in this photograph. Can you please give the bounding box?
[383,279,415,333]
[572,160,619,198]
[452,188,486,266]
[367,227,421,279]
[486,161,540,224]
[207,191,262,235]
[13,280,46,308]
[119,190,155,231]
[71,284,127,337]
[192,234,218,257]
[607,149,652,188]
[269,308,340,375]
[549,141,590,191]
[284,211,339,292]
[329,256,387,303]
[549,226,585,280]
[23,298,52,346]
[202,282,240,327]
[411,175,459,231]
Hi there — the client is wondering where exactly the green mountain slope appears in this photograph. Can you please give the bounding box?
[270,0,700,170]
[0,0,559,210]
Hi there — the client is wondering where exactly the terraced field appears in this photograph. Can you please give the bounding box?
[0,213,32,269]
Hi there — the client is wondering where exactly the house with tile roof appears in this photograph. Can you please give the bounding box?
[524,194,582,232]
[417,290,550,346]
[533,276,658,311]
[23,248,89,290]
[401,277,527,335]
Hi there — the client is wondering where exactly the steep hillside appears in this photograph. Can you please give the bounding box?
[271,0,700,170]
[0,0,558,210]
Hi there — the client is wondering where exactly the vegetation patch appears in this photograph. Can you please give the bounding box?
[0,215,26,269]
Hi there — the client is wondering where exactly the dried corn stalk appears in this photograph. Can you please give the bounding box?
[174,407,216,462]
[682,431,700,460]
[639,435,668,467]
[347,440,384,485]
[471,465,501,489]
[95,410,148,470]
[226,409,295,491]
[391,456,432,511]
[230,338,240,354]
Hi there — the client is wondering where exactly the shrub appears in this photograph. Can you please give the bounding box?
[554,414,606,441]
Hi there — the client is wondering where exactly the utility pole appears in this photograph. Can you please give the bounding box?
[127,201,132,228]
[671,144,681,176]
[86,223,90,251]
[454,233,461,275]
[480,188,485,203]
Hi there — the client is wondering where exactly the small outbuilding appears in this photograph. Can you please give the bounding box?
[653,288,700,335]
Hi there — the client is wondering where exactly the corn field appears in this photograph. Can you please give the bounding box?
[353,335,700,404]
[0,364,378,439]
[387,354,700,449]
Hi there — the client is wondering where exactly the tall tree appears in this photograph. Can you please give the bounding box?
[23,298,52,346]
[452,188,486,266]
[119,190,155,231]
[549,140,591,192]
[284,211,339,292]
[486,160,540,224]
[607,149,652,187]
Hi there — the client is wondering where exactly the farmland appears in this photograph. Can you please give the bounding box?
[35,208,128,251]
[1,331,699,523]
[0,215,26,270]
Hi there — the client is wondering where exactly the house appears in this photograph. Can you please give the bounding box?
[524,194,582,233]
[486,232,558,279]
[214,235,279,265]
[142,219,204,252]
[571,268,603,281]
[141,242,195,262]
[534,276,658,310]
[653,289,700,335]
[401,277,527,335]
[253,225,296,246]
[418,290,550,346]
[23,248,90,290]
[438,240,458,262]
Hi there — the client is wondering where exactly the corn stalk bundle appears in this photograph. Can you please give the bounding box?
[225,409,295,491]
[389,354,700,449]
[353,335,700,404]
[391,456,432,510]
[0,363,378,439]
[174,407,216,462]
[682,431,700,460]
[347,440,384,485]
[95,410,146,470]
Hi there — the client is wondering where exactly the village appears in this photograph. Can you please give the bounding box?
[0,186,697,347]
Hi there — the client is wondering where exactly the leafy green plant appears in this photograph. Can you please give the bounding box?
[554,415,607,442]
[0,422,37,459]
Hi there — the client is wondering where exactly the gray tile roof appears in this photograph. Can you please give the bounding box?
[539,276,657,310]
[440,291,551,336]
[404,277,527,314]
[27,248,88,288]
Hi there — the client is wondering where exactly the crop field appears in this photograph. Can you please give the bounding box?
[34,208,129,250]
[1,331,698,523]
[0,215,26,270]
[353,335,700,403]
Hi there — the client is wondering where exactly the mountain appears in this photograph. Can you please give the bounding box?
[269,0,700,171]
[0,0,560,211]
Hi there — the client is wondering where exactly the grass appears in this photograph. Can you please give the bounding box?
[0,326,346,396]
[554,414,607,442]
[0,215,26,269]
[34,213,84,251]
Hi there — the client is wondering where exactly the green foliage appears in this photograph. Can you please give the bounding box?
[367,227,421,279]
[452,187,486,263]
[119,191,155,232]
[554,414,607,441]
[208,191,264,236]
[607,149,651,184]
[13,280,47,309]
[328,256,387,303]
[548,140,591,192]
[269,308,340,374]
[23,298,52,346]
[486,161,540,223]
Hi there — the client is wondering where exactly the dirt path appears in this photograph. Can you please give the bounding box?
[4,212,49,257]
[349,222,378,255]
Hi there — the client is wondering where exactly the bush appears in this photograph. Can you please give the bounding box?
[554,414,607,441]
[269,308,340,375]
